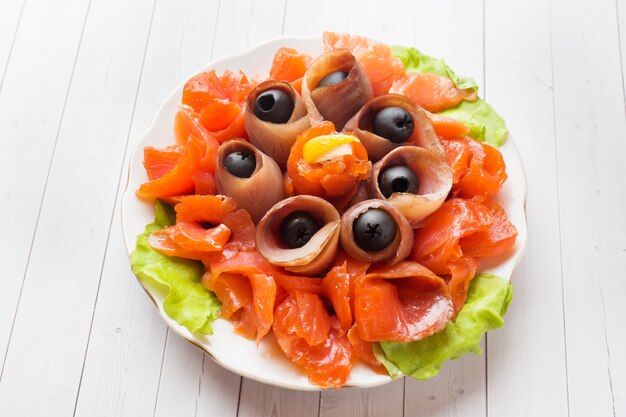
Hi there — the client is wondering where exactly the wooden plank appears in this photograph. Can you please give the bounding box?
[0,0,24,87]
[404,2,488,416]
[204,1,324,415]
[615,0,626,100]
[347,0,416,45]
[484,0,570,416]
[0,0,155,416]
[71,2,233,417]
[237,378,320,417]
[550,0,626,416]
[0,0,91,378]
[321,379,404,417]
[196,355,242,417]
[283,0,350,35]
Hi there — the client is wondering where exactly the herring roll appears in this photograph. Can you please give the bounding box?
[256,195,341,276]
[245,80,311,168]
[368,146,452,226]
[343,93,445,160]
[301,49,374,130]
[215,139,284,224]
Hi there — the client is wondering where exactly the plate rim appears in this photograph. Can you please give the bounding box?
[121,34,528,391]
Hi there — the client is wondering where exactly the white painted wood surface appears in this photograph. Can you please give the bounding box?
[1,0,624,416]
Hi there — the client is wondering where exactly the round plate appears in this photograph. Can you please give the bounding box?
[121,35,527,391]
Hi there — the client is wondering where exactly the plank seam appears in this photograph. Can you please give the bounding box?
[194,354,206,417]
[0,0,94,386]
[616,0,626,118]
[153,328,170,417]
[598,283,617,417]
[235,376,243,417]
[547,0,571,415]
[0,0,26,94]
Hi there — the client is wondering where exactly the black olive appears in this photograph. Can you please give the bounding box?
[378,165,420,198]
[317,70,349,88]
[253,89,294,124]
[198,221,217,229]
[352,208,397,252]
[279,211,321,249]
[372,106,414,143]
[223,151,256,178]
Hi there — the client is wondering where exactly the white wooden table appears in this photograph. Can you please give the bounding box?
[1,0,625,415]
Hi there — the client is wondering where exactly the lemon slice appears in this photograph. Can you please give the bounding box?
[302,134,358,163]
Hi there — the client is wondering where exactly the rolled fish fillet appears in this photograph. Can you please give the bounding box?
[256,195,341,276]
[343,93,445,161]
[215,139,284,224]
[369,146,452,227]
[340,199,413,265]
[245,80,311,168]
[302,49,374,130]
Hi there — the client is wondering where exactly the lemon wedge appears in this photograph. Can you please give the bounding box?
[302,134,358,163]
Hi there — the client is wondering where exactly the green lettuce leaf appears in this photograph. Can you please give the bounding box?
[130,200,220,334]
[380,274,512,380]
[438,99,509,147]
[372,343,401,378]
[391,45,478,91]
[392,45,508,147]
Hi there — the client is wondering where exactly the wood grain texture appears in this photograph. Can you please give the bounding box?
[551,0,626,416]
[0,0,24,88]
[0,0,155,415]
[0,0,91,380]
[72,2,237,417]
[484,0,570,416]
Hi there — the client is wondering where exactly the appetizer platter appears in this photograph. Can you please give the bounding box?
[122,33,526,390]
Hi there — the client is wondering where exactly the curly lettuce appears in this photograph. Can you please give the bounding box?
[392,45,508,147]
[380,274,513,380]
[130,200,220,334]
[391,45,478,91]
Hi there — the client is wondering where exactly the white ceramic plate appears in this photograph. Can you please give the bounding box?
[121,36,527,391]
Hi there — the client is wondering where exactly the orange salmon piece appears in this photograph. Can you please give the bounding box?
[353,261,453,342]
[270,47,312,82]
[137,134,206,201]
[204,250,277,343]
[347,325,387,375]
[143,146,184,180]
[273,293,352,388]
[391,72,477,113]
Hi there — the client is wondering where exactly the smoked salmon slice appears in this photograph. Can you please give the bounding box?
[270,47,312,83]
[460,201,518,258]
[321,253,370,335]
[148,195,257,263]
[390,72,478,113]
[426,111,471,139]
[137,134,206,201]
[181,70,256,143]
[347,325,387,375]
[353,261,454,342]
[143,146,184,180]
[203,250,277,343]
[273,292,352,387]
[411,198,517,310]
[440,136,507,201]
